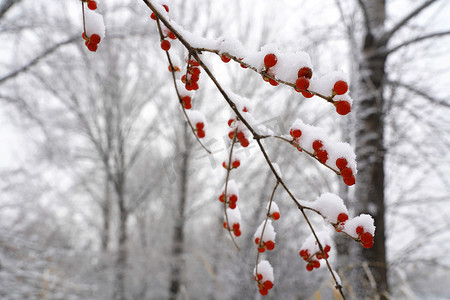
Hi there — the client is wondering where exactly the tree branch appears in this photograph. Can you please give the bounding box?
[0,35,78,85]
[387,79,450,108]
[378,0,439,45]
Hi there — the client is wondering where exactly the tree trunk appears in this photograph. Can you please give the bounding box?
[353,0,388,298]
[101,172,111,252]
[168,122,190,300]
[114,177,128,300]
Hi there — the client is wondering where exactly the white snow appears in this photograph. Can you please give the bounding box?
[254,260,274,282]
[253,220,276,242]
[85,10,105,39]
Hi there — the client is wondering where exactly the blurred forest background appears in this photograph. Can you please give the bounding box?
[1,0,450,299]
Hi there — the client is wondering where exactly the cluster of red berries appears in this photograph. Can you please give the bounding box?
[160,31,177,51]
[219,192,238,209]
[195,121,205,138]
[181,96,191,109]
[223,221,241,236]
[295,67,314,98]
[332,80,351,115]
[86,0,97,10]
[299,244,331,271]
[254,273,274,296]
[181,59,201,91]
[254,237,275,253]
[228,130,249,147]
[222,158,240,170]
[356,226,374,249]
[312,139,328,164]
[82,32,101,52]
[336,157,355,186]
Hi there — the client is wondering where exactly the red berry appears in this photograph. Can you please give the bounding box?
[264,53,277,68]
[190,82,199,90]
[82,32,88,40]
[228,118,235,127]
[316,150,328,163]
[229,194,238,203]
[302,91,314,98]
[232,223,240,231]
[243,107,248,112]
[240,64,247,69]
[87,1,97,10]
[229,202,236,209]
[298,67,312,79]
[343,175,355,186]
[191,74,200,82]
[219,194,225,202]
[150,13,156,20]
[261,75,269,82]
[336,157,348,170]
[236,131,245,140]
[240,139,249,147]
[191,68,201,76]
[312,140,323,151]
[336,100,351,115]
[313,260,320,268]
[258,247,265,253]
[234,229,241,237]
[232,160,240,168]
[263,281,273,290]
[265,241,275,251]
[356,226,364,235]
[221,55,231,63]
[197,129,205,138]
[256,274,263,281]
[271,212,280,220]
[222,162,227,169]
[337,213,348,223]
[228,131,235,140]
[86,42,98,52]
[341,167,353,179]
[306,264,314,271]
[268,78,278,86]
[290,128,302,138]
[334,80,348,95]
[223,222,227,229]
[196,122,204,130]
[259,288,268,296]
[168,32,177,40]
[163,4,169,12]
[161,40,171,51]
[255,237,260,245]
[295,77,310,91]
[361,232,373,244]
[324,245,331,253]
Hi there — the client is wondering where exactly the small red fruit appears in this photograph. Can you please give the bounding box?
[263,281,273,290]
[86,42,98,52]
[191,68,201,76]
[295,77,310,91]
[232,223,240,231]
[343,175,356,186]
[150,13,156,20]
[223,222,227,229]
[341,167,353,179]
[232,160,240,168]
[336,157,348,170]
[229,194,238,203]
[163,4,169,12]
[333,80,348,95]
[219,194,225,202]
[337,213,348,223]
[336,100,351,115]
[234,229,241,237]
[258,247,265,253]
[87,1,97,10]
[290,128,302,138]
[255,237,260,245]
[221,55,231,63]
[228,202,236,209]
[264,53,277,68]
[196,122,204,130]
[316,150,328,163]
[312,140,323,151]
[356,226,364,235]
[269,78,278,86]
[265,241,275,251]
[240,139,249,147]
[236,131,245,140]
[306,264,314,271]
[197,130,205,138]
[271,212,280,220]
[298,67,312,79]
[324,245,331,253]
[168,32,177,40]
[259,288,268,296]
[302,91,314,98]
[161,40,171,51]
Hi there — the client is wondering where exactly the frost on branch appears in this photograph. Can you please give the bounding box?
[299,231,332,271]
